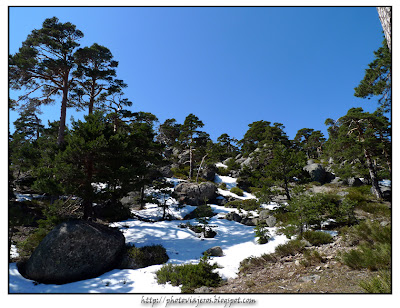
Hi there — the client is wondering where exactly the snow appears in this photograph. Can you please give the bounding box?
[379,179,391,187]
[10,245,19,259]
[214,174,257,200]
[9,200,288,293]
[215,162,228,169]
[9,172,289,293]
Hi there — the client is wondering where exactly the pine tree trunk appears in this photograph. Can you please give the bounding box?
[57,75,69,145]
[88,80,96,115]
[364,148,384,199]
[284,178,291,201]
[139,185,145,210]
[189,144,193,180]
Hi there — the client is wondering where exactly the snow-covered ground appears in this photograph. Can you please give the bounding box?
[9,174,289,293]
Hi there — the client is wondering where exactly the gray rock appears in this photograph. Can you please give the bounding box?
[194,286,212,293]
[174,182,217,206]
[203,246,224,257]
[120,191,140,207]
[235,154,242,160]
[240,217,257,226]
[347,177,363,187]
[258,210,270,220]
[22,220,125,284]
[241,157,253,167]
[225,212,242,222]
[178,150,191,164]
[235,157,246,165]
[303,163,326,183]
[379,185,392,201]
[265,215,277,227]
[159,165,173,178]
[200,165,216,181]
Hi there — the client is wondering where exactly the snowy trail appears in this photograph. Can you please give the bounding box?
[9,174,289,293]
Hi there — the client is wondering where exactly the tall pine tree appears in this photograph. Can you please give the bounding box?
[9,17,84,145]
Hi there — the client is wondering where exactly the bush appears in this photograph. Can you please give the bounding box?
[346,186,372,205]
[216,167,229,176]
[156,255,222,293]
[183,204,215,220]
[171,166,190,179]
[126,244,169,268]
[224,199,260,212]
[241,199,260,211]
[341,243,391,271]
[340,220,391,271]
[301,249,324,267]
[277,225,298,239]
[239,255,271,273]
[224,200,241,208]
[219,182,227,190]
[230,187,244,196]
[302,230,334,246]
[343,220,391,247]
[359,270,391,293]
[358,202,391,217]
[225,158,240,171]
[16,227,49,258]
[254,221,271,244]
[274,239,306,257]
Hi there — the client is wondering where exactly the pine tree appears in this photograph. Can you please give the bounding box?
[294,128,325,159]
[178,114,206,179]
[72,43,127,115]
[157,118,181,147]
[259,143,306,201]
[9,17,84,145]
[324,108,391,199]
[354,38,391,113]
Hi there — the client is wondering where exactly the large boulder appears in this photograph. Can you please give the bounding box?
[200,165,217,181]
[20,220,125,284]
[174,182,217,206]
[265,215,277,227]
[258,210,270,220]
[303,163,334,184]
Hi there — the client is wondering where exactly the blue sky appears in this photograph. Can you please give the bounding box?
[9,6,385,141]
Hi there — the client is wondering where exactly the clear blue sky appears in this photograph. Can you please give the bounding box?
[9,6,384,141]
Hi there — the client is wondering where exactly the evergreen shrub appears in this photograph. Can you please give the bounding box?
[230,187,244,196]
[127,244,169,268]
[156,255,222,293]
[219,182,227,190]
[359,270,391,293]
[302,230,334,246]
[340,220,391,271]
[216,167,229,176]
[274,239,306,257]
[254,221,271,244]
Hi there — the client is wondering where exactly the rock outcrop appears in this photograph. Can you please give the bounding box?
[174,182,217,206]
[20,220,125,284]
